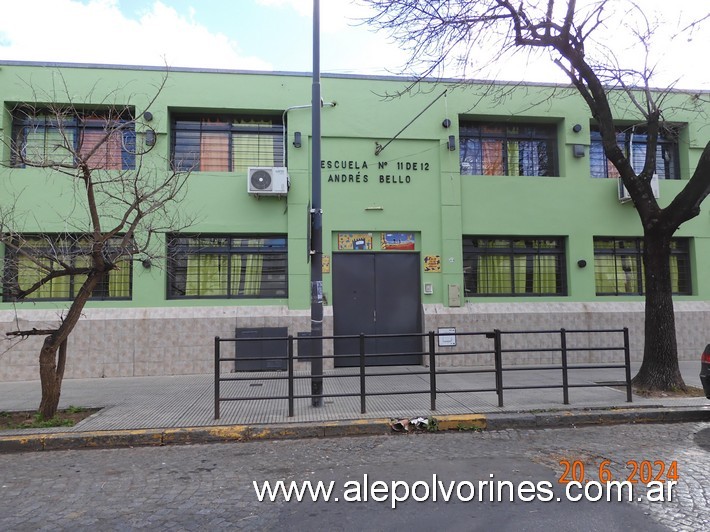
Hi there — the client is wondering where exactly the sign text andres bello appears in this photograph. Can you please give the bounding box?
[321,159,432,184]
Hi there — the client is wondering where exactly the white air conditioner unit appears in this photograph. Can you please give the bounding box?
[247,167,290,196]
[618,174,659,203]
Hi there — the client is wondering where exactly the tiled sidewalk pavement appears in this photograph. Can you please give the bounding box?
[0,361,706,436]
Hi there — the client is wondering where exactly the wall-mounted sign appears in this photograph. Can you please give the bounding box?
[381,232,415,250]
[438,327,457,347]
[338,233,373,250]
[322,156,433,186]
[322,255,330,273]
[424,255,441,272]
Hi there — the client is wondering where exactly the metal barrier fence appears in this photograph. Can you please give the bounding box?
[214,328,631,419]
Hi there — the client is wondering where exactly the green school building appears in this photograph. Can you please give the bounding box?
[1,60,708,381]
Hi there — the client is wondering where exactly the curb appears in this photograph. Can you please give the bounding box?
[0,419,396,454]
[485,406,710,430]
[0,407,708,454]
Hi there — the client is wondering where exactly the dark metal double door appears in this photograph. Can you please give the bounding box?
[333,253,422,367]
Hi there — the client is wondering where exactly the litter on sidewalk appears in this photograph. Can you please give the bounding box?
[390,416,431,432]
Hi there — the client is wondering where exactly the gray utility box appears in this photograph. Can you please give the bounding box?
[234,327,288,371]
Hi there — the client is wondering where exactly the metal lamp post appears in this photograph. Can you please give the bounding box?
[310,0,323,407]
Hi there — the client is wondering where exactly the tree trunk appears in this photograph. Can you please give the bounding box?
[36,272,100,420]
[632,230,686,391]
[38,337,67,419]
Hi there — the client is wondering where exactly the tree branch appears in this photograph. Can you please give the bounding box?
[6,329,58,337]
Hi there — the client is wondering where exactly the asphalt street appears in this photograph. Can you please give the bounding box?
[1,422,708,531]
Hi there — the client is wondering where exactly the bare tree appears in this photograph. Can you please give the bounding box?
[361,0,710,391]
[1,72,191,418]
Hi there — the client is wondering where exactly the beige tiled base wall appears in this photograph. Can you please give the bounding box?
[0,302,707,381]
[424,302,708,368]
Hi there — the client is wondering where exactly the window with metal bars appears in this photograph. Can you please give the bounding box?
[10,108,136,169]
[589,126,680,179]
[171,114,284,173]
[593,237,691,295]
[166,235,288,299]
[459,122,558,176]
[462,237,566,296]
[2,235,133,302]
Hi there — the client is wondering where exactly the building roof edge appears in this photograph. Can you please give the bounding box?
[0,60,706,94]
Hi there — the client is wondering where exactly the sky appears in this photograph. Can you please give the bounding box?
[0,0,707,88]
[0,0,406,75]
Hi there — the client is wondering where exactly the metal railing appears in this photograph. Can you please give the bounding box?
[214,327,631,419]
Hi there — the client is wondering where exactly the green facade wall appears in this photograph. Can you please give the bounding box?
[1,61,709,380]
[1,62,708,310]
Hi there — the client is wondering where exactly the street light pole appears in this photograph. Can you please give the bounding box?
[310,0,323,407]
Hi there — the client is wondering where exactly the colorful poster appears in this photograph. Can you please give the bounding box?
[424,255,441,272]
[381,232,415,250]
[338,233,373,250]
[321,255,330,273]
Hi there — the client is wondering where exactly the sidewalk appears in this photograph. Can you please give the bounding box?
[1,361,708,452]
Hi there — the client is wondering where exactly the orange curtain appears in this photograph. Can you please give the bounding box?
[200,120,229,171]
[482,141,504,175]
[80,128,122,169]
[606,160,620,178]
